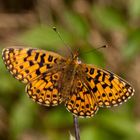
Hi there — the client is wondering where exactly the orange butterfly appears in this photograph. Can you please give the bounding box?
[2,47,134,117]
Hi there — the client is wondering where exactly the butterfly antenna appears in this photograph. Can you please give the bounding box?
[53,27,73,57]
[97,45,108,50]
[80,45,108,55]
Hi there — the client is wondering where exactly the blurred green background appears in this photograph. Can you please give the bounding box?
[0,0,140,140]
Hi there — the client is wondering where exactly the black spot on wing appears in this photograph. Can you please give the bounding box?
[48,55,53,62]
[35,52,39,61]
[40,54,45,63]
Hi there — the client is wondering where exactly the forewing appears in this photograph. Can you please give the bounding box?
[2,47,65,83]
[65,77,98,118]
[81,64,134,107]
[26,71,62,106]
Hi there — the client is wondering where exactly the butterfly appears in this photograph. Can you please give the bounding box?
[2,47,134,118]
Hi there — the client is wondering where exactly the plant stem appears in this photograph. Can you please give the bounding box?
[73,115,80,140]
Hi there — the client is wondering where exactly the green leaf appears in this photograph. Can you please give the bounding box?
[64,11,89,38]
[43,105,72,129]
[81,126,114,140]
[95,107,139,138]
[81,49,105,67]
[92,6,127,30]
[123,28,140,59]
[129,0,140,18]
[19,25,72,50]
[9,95,38,139]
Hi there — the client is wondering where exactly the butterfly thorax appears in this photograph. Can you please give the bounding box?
[60,57,79,101]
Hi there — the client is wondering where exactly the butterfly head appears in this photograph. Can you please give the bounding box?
[70,50,81,64]
[73,51,79,59]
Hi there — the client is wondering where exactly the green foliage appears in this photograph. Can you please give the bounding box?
[20,25,73,50]
[123,28,140,59]
[64,11,89,38]
[10,95,38,140]
[129,0,140,18]
[92,6,127,31]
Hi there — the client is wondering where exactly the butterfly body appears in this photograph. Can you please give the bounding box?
[2,47,134,118]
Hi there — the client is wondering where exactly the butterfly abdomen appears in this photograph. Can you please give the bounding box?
[60,62,78,101]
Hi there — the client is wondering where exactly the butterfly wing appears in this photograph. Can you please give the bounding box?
[2,48,66,106]
[80,64,134,108]
[26,71,63,106]
[2,48,65,83]
[65,76,99,118]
